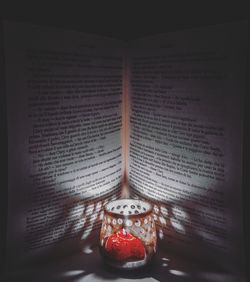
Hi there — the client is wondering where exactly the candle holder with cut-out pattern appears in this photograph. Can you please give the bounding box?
[99,199,157,269]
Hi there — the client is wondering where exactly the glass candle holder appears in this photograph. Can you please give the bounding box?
[99,199,157,269]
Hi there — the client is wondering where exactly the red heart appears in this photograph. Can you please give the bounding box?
[105,229,145,261]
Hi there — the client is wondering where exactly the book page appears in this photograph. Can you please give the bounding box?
[3,22,124,268]
[128,22,247,273]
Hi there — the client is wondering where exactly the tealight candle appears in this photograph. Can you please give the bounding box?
[99,199,157,269]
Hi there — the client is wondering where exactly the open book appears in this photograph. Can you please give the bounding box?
[2,21,247,276]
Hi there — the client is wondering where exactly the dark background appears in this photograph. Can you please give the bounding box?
[0,0,248,279]
[0,2,248,40]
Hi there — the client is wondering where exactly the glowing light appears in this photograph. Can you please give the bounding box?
[72,217,86,232]
[81,225,93,240]
[158,229,164,239]
[103,199,109,206]
[159,216,167,225]
[172,206,189,220]
[99,211,104,220]
[170,218,186,234]
[82,244,93,254]
[153,205,159,214]
[125,219,132,227]
[89,213,97,223]
[86,203,94,215]
[62,270,85,277]
[95,201,102,212]
[169,269,188,276]
[153,214,158,221]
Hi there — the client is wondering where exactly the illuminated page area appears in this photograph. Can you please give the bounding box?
[128,22,247,271]
[4,22,123,267]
